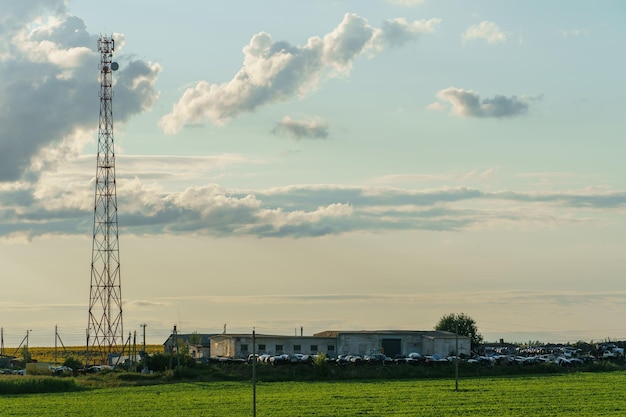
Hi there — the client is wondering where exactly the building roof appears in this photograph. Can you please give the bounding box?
[210,333,335,341]
[163,333,216,346]
[314,330,463,339]
[166,330,467,345]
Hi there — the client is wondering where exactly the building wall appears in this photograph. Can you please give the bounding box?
[337,333,470,357]
[337,333,424,356]
[432,337,470,356]
[211,335,337,359]
[163,333,214,353]
[211,337,237,358]
[208,331,470,359]
[189,345,211,359]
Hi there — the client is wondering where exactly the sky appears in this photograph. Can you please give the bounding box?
[1,0,625,348]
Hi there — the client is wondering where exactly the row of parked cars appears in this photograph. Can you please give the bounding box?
[0,369,26,375]
[334,352,452,366]
[209,346,624,368]
[0,364,113,376]
[248,353,318,365]
[218,352,454,366]
[470,354,596,367]
[479,344,625,367]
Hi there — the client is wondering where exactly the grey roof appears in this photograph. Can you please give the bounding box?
[163,333,216,345]
[314,330,463,338]
[210,333,334,340]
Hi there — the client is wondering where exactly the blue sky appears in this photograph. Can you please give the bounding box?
[1,0,625,347]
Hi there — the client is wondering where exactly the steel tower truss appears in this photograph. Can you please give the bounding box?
[87,35,123,365]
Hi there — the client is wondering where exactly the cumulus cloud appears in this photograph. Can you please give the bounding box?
[0,2,161,182]
[370,17,440,49]
[272,115,329,140]
[159,13,440,133]
[462,21,508,45]
[430,87,537,118]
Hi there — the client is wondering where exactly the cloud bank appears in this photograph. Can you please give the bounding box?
[159,13,440,133]
[430,87,536,118]
[2,156,625,240]
[0,2,161,182]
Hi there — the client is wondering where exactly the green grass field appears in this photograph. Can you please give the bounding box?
[1,371,625,416]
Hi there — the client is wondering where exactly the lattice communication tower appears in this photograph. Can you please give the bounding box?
[87,35,123,365]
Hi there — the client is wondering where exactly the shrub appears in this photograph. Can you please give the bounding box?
[0,377,82,395]
[63,357,83,376]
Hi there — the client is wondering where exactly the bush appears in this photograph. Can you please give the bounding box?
[63,357,83,376]
[145,353,171,372]
[0,377,82,395]
[313,353,328,367]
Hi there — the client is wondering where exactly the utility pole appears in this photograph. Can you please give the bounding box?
[26,329,31,362]
[169,325,178,370]
[54,328,67,365]
[140,323,147,353]
[252,328,257,417]
[141,323,147,373]
[455,323,459,392]
[175,325,180,369]
[85,328,89,367]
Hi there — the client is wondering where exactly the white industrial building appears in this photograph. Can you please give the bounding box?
[208,330,470,359]
[210,334,337,359]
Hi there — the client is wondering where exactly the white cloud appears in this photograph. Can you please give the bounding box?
[272,115,329,140]
[370,17,440,50]
[387,0,427,5]
[462,21,508,45]
[159,13,439,133]
[0,2,161,182]
[371,169,497,185]
[3,166,626,239]
[561,29,591,38]
[430,87,536,118]
[168,184,260,217]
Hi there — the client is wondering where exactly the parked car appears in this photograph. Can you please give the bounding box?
[424,354,448,365]
[52,366,73,375]
[364,354,392,365]
[394,356,420,365]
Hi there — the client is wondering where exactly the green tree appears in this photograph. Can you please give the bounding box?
[63,356,83,376]
[146,353,171,372]
[189,331,202,345]
[435,313,484,353]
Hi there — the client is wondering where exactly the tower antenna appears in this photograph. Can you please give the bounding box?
[87,35,123,366]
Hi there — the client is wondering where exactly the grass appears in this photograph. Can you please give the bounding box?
[1,371,626,416]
